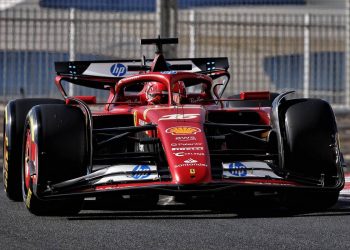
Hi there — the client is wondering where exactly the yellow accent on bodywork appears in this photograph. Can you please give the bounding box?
[133,111,137,126]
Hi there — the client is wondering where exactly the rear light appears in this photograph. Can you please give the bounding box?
[240,91,270,100]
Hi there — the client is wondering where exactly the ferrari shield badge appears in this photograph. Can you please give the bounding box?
[190,168,196,177]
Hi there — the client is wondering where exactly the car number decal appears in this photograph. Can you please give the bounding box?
[159,114,200,121]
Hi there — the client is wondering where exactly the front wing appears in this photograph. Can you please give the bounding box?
[39,162,345,200]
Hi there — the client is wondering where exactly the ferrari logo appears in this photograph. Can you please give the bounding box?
[190,168,196,175]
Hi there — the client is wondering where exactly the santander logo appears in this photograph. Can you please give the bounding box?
[184,158,198,163]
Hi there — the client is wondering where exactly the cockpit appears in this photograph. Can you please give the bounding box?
[114,74,215,106]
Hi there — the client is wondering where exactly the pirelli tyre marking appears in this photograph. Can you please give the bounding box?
[25,188,32,209]
[3,135,9,189]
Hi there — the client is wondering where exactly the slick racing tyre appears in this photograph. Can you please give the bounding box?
[280,98,341,210]
[22,104,87,215]
[3,98,64,201]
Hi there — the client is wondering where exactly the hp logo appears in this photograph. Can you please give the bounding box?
[110,63,127,77]
[131,165,151,180]
[228,162,247,177]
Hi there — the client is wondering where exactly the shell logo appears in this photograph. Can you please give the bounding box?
[165,126,201,135]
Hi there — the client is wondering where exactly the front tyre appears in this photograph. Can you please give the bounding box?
[279,98,342,210]
[22,104,87,216]
[3,98,64,201]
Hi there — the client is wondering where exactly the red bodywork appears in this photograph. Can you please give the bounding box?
[55,69,299,195]
[50,42,342,198]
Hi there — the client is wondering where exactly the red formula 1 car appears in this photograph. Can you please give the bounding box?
[3,38,345,215]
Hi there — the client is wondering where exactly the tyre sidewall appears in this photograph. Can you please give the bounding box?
[3,98,64,201]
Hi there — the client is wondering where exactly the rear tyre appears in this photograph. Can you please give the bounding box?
[22,104,87,215]
[3,98,64,201]
[280,99,341,210]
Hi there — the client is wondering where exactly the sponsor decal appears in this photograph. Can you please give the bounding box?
[176,163,207,168]
[184,158,198,164]
[166,126,201,135]
[159,114,200,121]
[171,142,202,147]
[228,162,247,177]
[25,189,32,209]
[172,147,203,151]
[138,119,147,126]
[110,63,127,77]
[174,152,205,157]
[189,96,204,104]
[94,165,158,184]
[175,136,196,141]
[131,165,151,180]
[160,70,177,74]
[3,135,9,189]
[223,161,282,179]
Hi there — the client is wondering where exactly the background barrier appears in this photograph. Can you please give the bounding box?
[1,0,350,164]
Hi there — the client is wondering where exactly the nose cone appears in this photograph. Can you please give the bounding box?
[145,107,212,184]
[160,123,212,184]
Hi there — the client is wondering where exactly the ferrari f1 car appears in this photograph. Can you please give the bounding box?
[3,38,345,215]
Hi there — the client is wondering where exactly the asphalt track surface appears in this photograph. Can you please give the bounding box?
[0,166,350,250]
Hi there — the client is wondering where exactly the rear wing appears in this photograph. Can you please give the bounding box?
[55,57,229,79]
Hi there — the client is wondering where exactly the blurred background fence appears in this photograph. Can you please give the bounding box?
[0,0,350,108]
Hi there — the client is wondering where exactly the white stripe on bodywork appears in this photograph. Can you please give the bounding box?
[94,165,158,184]
[83,62,140,77]
[95,174,159,184]
[82,60,202,78]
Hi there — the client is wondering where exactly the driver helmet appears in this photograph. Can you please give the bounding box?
[146,82,168,104]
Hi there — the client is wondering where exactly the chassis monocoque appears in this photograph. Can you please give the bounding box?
[3,38,345,215]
